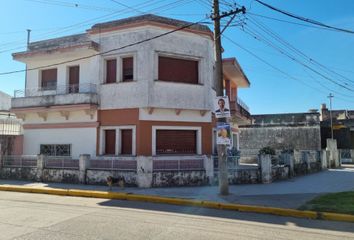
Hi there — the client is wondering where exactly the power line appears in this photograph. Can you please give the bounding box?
[255,0,354,35]
[223,34,354,103]
[223,35,326,94]
[246,15,354,86]
[241,23,354,93]
[0,0,196,54]
[22,0,120,12]
[247,12,340,31]
[0,18,208,76]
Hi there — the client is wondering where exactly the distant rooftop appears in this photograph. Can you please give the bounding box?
[0,91,11,111]
[241,112,321,127]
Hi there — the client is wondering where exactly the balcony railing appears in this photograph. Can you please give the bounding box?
[237,97,250,112]
[230,97,251,120]
[12,83,98,109]
[14,83,97,98]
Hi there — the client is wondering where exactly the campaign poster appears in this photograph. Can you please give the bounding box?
[214,96,231,118]
[216,122,231,145]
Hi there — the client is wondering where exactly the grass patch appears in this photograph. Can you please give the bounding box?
[299,192,354,215]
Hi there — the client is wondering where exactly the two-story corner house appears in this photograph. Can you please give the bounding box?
[11,14,250,159]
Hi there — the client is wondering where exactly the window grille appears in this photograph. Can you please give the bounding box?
[40,144,71,156]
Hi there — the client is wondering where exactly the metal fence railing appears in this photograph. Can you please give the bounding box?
[44,157,79,169]
[0,118,23,135]
[89,159,137,171]
[153,159,204,172]
[340,149,352,163]
[213,156,241,171]
[2,155,37,168]
[14,83,97,98]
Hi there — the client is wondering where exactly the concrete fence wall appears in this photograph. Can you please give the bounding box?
[0,149,338,187]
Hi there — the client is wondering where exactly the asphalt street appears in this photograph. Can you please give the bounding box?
[0,191,353,240]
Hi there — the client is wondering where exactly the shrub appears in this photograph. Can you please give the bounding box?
[259,146,276,156]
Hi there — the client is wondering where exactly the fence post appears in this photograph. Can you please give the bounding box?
[79,154,90,184]
[321,150,328,169]
[36,154,45,182]
[0,144,2,169]
[260,154,272,184]
[137,156,153,188]
[304,152,311,172]
[326,139,340,168]
[203,155,214,184]
[285,153,295,178]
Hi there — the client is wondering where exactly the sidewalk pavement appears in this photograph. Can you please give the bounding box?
[0,167,353,209]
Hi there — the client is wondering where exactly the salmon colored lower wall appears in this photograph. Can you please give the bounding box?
[12,135,23,155]
[137,121,213,156]
[98,109,213,156]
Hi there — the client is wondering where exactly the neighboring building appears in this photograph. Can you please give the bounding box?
[0,91,11,111]
[320,103,354,149]
[11,14,250,159]
[239,111,321,155]
[0,91,23,156]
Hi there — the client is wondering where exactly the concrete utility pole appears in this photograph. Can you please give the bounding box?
[212,0,245,195]
[328,93,334,139]
[213,0,228,196]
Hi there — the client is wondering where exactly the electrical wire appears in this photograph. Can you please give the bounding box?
[0,17,208,76]
[246,15,354,86]
[255,0,354,35]
[223,34,354,103]
[241,22,354,93]
[248,12,339,32]
[0,0,197,54]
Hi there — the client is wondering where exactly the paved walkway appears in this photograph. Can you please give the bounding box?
[1,167,353,209]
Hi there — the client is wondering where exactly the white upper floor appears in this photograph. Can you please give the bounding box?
[12,15,217,112]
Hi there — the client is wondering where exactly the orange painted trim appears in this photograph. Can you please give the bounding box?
[11,104,97,113]
[24,122,99,129]
[222,57,236,64]
[88,21,213,39]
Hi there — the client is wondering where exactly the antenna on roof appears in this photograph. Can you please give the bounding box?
[26,29,31,50]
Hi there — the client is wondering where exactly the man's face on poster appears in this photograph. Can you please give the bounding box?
[218,99,225,110]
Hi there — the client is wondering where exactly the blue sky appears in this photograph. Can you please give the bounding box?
[0,0,354,114]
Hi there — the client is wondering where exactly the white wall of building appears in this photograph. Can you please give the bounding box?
[92,26,214,112]
[25,52,99,93]
[23,128,97,158]
[23,110,97,124]
[21,25,215,114]
[0,91,11,111]
[139,108,211,122]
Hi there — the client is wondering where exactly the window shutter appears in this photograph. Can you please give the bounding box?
[158,57,198,84]
[106,59,117,83]
[105,130,116,155]
[41,69,57,90]
[122,57,134,81]
[121,129,132,155]
[156,130,197,155]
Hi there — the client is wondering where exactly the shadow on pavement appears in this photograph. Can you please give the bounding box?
[98,198,354,234]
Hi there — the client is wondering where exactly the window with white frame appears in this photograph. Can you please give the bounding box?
[121,56,134,82]
[41,68,57,90]
[158,56,199,84]
[152,126,202,155]
[100,126,136,155]
[104,54,136,84]
[105,59,117,83]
